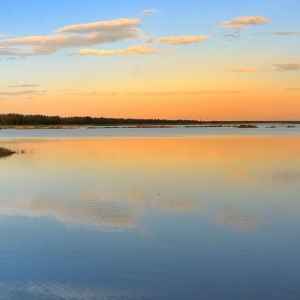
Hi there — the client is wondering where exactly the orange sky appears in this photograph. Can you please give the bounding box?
[0,0,299,120]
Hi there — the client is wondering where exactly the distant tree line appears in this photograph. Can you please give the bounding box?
[0,113,201,126]
[1,114,299,126]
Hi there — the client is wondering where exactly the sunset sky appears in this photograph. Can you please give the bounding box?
[0,0,299,120]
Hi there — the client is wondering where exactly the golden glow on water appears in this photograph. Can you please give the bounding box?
[1,135,300,229]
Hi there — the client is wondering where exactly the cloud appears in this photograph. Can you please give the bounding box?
[286,88,300,91]
[57,18,140,34]
[0,18,141,56]
[64,89,243,98]
[227,67,256,73]
[220,15,269,29]
[128,90,243,96]
[0,90,45,96]
[271,62,300,71]
[158,35,213,45]
[0,46,21,55]
[9,84,41,88]
[142,9,158,16]
[70,45,160,56]
[260,67,270,73]
[254,31,300,36]
[223,32,241,39]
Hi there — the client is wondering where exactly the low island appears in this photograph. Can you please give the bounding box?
[0,147,15,157]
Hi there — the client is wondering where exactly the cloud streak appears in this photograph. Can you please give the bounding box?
[9,84,41,88]
[220,15,269,29]
[158,35,213,45]
[227,67,256,73]
[254,31,300,36]
[142,9,158,16]
[57,18,140,34]
[0,90,45,96]
[71,45,160,56]
[271,62,300,71]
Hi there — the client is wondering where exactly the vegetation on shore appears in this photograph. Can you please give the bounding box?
[0,113,200,126]
[236,124,258,128]
[0,114,299,128]
[0,147,15,157]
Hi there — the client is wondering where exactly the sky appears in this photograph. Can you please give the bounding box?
[0,0,299,120]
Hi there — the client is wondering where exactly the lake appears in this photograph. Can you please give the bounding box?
[0,126,300,299]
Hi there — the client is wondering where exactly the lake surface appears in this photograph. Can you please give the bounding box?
[0,126,300,299]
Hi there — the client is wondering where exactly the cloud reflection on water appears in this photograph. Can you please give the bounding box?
[218,209,260,229]
[0,191,202,228]
[273,170,300,183]
[1,136,300,230]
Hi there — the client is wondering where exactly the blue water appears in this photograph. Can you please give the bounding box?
[0,124,299,139]
[0,128,299,299]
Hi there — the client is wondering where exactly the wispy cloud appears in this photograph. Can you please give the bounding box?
[0,18,141,56]
[286,88,300,91]
[66,90,243,97]
[220,15,269,29]
[223,32,241,39]
[227,67,256,73]
[57,18,140,34]
[142,9,158,16]
[254,31,300,36]
[0,46,20,55]
[271,62,300,71]
[157,35,213,45]
[127,90,243,96]
[70,45,160,56]
[0,90,45,96]
[9,84,41,88]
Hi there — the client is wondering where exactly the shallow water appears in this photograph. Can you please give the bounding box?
[0,128,300,299]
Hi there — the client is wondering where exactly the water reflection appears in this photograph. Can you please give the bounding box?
[218,208,260,229]
[273,170,300,183]
[1,136,300,229]
[1,135,300,299]
[0,282,144,300]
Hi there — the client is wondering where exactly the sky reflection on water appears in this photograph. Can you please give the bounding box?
[0,134,300,299]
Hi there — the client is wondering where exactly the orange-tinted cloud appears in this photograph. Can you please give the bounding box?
[70,45,160,56]
[158,35,213,44]
[227,67,256,73]
[0,18,141,56]
[220,15,269,29]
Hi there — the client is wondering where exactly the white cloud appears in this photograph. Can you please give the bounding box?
[70,45,160,56]
[57,18,140,34]
[271,62,300,71]
[0,18,141,56]
[220,15,269,29]
[142,9,158,16]
[158,35,213,45]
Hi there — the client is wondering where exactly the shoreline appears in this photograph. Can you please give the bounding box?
[0,147,16,157]
[0,122,297,130]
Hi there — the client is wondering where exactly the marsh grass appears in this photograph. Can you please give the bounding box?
[0,147,16,157]
[237,124,258,128]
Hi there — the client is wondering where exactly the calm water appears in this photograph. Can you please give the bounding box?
[0,127,300,299]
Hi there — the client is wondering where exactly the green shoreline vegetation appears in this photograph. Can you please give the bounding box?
[0,114,299,128]
[0,147,15,157]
